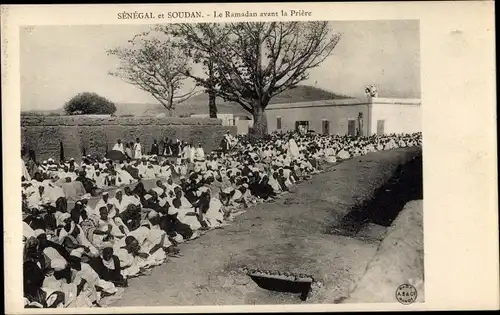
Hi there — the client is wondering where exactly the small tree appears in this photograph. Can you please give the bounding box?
[64,92,116,115]
[107,33,196,116]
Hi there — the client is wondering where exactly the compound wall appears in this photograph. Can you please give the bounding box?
[21,115,236,162]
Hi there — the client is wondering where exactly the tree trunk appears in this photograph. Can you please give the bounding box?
[250,102,267,138]
[208,90,217,118]
[208,60,217,119]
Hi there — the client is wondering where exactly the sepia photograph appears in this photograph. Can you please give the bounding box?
[19,19,423,308]
[3,2,497,313]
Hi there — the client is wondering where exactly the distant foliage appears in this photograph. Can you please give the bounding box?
[64,92,117,115]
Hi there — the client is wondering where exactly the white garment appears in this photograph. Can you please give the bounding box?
[189,147,196,162]
[112,143,125,153]
[133,143,142,159]
[194,147,205,160]
[22,159,31,181]
[287,139,300,160]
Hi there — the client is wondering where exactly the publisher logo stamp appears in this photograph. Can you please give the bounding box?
[396,284,417,305]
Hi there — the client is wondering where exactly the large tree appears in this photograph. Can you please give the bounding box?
[185,22,341,136]
[107,33,196,115]
[155,23,230,118]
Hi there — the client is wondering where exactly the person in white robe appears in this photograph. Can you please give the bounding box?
[94,192,112,217]
[337,148,351,160]
[42,258,94,308]
[58,219,99,258]
[182,143,192,163]
[69,249,118,302]
[112,140,124,154]
[323,146,337,163]
[93,170,108,189]
[113,235,154,278]
[189,144,197,164]
[202,189,225,228]
[194,143,205,161]
[115,164,135,185]
[109,190,129,215]
[95,206,127,246]
[133,138,142,160]
[27,186,52,209]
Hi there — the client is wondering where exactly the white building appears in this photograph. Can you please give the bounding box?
[190,113,254,134]
[265,97,421,136]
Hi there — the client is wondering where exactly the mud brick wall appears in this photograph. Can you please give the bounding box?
[21,116,236,162]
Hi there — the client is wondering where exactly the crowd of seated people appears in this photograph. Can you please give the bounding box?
[21,131,422,308]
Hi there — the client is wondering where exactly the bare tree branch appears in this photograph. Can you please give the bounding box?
[107,32,194,113]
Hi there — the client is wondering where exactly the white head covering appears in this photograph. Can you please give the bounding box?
[158,199,168,207]
[152,187,164,196]
[81,193,91,200]
[33,229,46,238]
[147,210,159,219]
[70,248,84,259]
[101,242,113,249]
[51,258,67,272]
[58,212,71,224]
[102,192,109,196]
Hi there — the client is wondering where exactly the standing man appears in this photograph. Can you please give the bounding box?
[133,138,142,160]
[150,140,160,156]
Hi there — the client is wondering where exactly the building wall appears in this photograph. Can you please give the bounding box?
[369,98,422,135]
[190,113,235,127]
[265,99,370,136]
[21,116,236,162]
[235,118,251,135]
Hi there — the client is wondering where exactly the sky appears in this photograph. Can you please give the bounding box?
[20,20,420,111]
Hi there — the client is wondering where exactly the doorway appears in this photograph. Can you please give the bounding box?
[377,120,385,135]
[322,120,330,135]
[348,120,356,136]
[295,121,309,133]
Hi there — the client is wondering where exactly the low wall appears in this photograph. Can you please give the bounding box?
[343,200,424,303]
[21,116,236,162]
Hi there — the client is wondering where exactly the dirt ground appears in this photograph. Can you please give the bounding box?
[111,147,422,306]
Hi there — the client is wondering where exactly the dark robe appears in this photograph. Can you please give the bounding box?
[125,166,140,180]
[133,182,147,201]
[150,143,159,156]
[88,255,127,286]
[160,213,193,240]
[24,261,49,307]
[76,175,95,194]
[24,215,47,231]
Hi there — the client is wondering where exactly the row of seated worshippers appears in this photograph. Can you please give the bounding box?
[21,152,207,209]
[22,132,422,308]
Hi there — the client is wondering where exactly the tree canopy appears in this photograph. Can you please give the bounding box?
[63,92,116,115]
[174,22,341,135]
[109,22,340,135]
